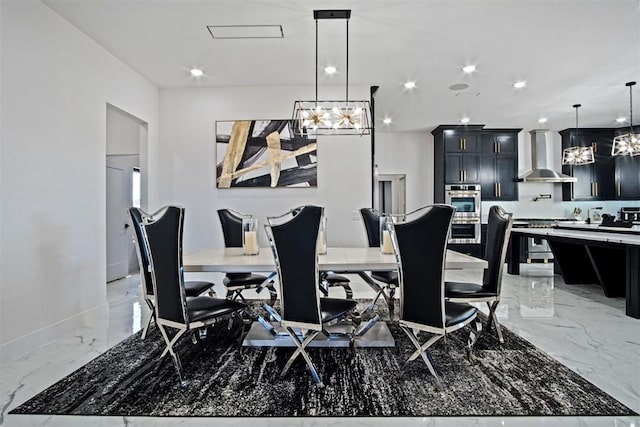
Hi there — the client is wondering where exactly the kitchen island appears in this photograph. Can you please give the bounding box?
[508,225,640,319]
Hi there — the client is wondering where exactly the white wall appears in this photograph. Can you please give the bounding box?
[375,131,433,211]
[0,0,159,361]
[106,104,145,156]
[158,86,372,251]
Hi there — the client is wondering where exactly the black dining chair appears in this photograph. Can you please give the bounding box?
[390,204,481,390]
[264,205,363,385]
[445,205,514,343]
[217,209,277,305]
[360,208,399,310]
[129,207,217,339]
[290,207,353,299]
[142,205,246,384]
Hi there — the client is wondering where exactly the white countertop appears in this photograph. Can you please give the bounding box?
[512,226,640,246]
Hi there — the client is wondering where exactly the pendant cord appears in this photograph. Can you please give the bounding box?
[346,18,349,105]
[575,104,580,146]
[315,19,318,107]
[629,84,634,131]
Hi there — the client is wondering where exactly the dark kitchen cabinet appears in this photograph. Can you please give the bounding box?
[561,129,616,200]
[445,153,480,184]
[615,156,640,198]
[614,126,640,199]
[434,125,521,203]
[479,130,520,201]
[433,125,484,202]
[443,128,480,153]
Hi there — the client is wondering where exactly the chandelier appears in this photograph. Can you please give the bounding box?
[611,81,640,156]
[562,104,595,166]
[292,10,371,136]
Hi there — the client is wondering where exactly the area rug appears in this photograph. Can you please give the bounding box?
[11,300,636,417]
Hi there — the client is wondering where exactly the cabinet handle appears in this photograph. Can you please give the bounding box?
[464,170,467,181]
[617,182,621,196]
[591,182,594,197]
[497,142,501,153]
[464,138,467,150]
[498,182,501,197]
[595,182,598,197]
[592,142,597,153]
[494,183,498,196]
[460,138,464,150]
[460,170,463,181]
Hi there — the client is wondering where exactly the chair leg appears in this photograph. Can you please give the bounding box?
[266,283,278,306]
[487,301,504,343]
[399,325,444,390]
[157,325,186,384]
[281,328,322,385]
[141,299,155,340]
[466,318,483,363]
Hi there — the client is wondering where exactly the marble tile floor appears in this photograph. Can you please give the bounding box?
[1,264,639,427]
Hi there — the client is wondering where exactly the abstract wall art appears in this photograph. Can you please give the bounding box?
[215,120,317,188]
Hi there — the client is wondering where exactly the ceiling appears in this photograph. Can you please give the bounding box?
[43,0,640,133]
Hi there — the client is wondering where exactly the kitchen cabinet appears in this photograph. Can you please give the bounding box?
[433,125,484,203]
[479,130,520,201]
[445,153,479,183]
[560,129,613,200]
[434,125,521,203]
[615,156,640,199]
[614,126,640,199]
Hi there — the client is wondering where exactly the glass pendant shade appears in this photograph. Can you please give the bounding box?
[611,81,640,157]
[562,104,595,166]
[292,10,372,136]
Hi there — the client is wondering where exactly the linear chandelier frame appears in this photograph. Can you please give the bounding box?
[612,81,640,157]
[292,9,372,136]
[562,103,595,166]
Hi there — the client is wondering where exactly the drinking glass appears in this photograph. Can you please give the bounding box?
[242,217,259,255]
[317,215,327,255]
[380,215,394,254]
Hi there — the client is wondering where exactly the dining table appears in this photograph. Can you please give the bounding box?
[183,247,488,348]
[183,246,488,273]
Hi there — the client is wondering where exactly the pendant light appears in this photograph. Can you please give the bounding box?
[612,81,640,156]
[562,104,595,166]
[292,10,372,136]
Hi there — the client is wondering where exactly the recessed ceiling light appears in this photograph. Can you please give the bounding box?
[462,65,476,73]
[404,81,416,89]
[383,117,392,125]
[324,66,336,74]
[460,117,470,124]
[513,81,527,89]
[190,68,204,77]
[538,117,548,123]
[616,117,626,123]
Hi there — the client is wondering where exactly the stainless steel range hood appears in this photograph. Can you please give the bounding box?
[519,129,576,183]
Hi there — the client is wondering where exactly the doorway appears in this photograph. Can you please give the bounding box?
[106,104,147,283]
[376,174,406,215]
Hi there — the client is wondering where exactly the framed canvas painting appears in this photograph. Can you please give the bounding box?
[215,120,317,188]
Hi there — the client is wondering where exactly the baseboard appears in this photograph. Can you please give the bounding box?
[0,302,109,364]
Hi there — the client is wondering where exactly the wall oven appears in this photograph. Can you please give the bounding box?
[446,184,481,244]
[450,217,481,244]
[445,185,481,217]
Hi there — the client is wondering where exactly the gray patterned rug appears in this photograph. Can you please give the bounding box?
[10,300,636,417]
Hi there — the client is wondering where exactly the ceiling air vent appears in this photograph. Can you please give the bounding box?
[207,25,284,39]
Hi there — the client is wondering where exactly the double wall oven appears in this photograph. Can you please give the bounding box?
[445,184,481,244]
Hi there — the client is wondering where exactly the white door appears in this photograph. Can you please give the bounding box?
[106,164,128,282]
